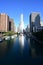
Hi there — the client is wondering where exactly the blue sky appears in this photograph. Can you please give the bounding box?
[0,0,43,28]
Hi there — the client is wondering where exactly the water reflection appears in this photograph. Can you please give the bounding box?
[0,35,43,59]
[0,39,14,58]
[19,34,24,48]
[0,34,43,64]
[0,41,7,57]
[30,38,43,58]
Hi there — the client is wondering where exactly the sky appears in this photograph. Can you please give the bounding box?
[0,0,43,28]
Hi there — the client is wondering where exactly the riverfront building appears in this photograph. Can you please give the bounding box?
[0,13,14,32]
[30,12,40,32]
[9,18,14,32]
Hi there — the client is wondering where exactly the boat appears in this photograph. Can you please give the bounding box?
[11,35,17,39]
[11,35,14,39]
[0,38,4,42]
[5,36,11,40]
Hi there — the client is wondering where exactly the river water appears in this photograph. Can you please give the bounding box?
[0,35,43,65]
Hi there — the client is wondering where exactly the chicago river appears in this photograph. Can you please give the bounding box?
[0,34,43,65]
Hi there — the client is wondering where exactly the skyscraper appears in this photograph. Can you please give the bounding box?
[0,13,9,32]
[0,13,14,32]
[9,18,14,32]
[18,14,24,33]
[30,12,40,32]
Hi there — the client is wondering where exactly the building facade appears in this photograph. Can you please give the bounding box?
[0,13,9,32]
[30,12,40,32]
[0,13,14,32]
[9,18,14,32]
[18,14,24,33]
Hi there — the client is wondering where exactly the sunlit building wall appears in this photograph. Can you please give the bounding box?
[18,14,24,33]
[0,13,9,32]
[0,13,14,32]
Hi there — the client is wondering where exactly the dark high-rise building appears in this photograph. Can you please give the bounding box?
[9,18,14,32]
[30,12,40,32]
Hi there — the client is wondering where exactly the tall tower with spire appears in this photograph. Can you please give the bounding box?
[17,14,24,33]
[20,14,24,32]
[21,14,23,22]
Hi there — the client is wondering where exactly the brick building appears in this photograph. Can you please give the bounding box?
[0,13,14,32]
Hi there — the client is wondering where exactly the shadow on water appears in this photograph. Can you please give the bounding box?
[30,38,43,58]
[0,39,15,58]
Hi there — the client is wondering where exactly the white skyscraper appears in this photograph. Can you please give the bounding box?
[18,14,24,33]
[18,14,24,48]
[21,14,23,22]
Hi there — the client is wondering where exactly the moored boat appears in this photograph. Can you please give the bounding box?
[5,36,11,40]
[0,37,4,42]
